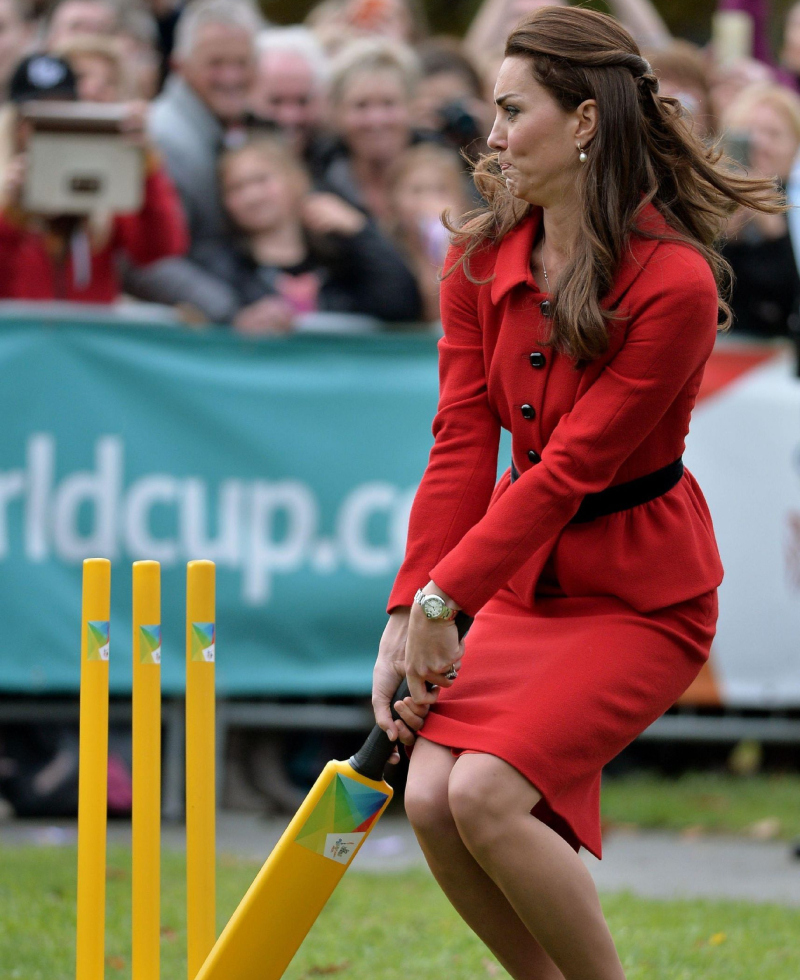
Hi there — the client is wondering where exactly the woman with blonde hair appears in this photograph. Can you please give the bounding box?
[722,82,800,336]
[371,7,783,979]
[322,36,439,225]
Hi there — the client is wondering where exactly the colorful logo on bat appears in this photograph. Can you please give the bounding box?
[191,622,215,662]
[86,620,109,661]
[294,772,389,865]
[329,834,353,858]
[139,624,161,664]
[324,834,362,864]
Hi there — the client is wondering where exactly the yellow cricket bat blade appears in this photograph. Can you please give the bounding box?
[192,688,404,980]
[194,618,471,980]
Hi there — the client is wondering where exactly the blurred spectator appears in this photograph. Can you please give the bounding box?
[710,1,799,93]
[710,56,776,131]
[56,34,133,101]
[57,32,181,243]
[464,1,556,107]
[322,37,427,225]
[386,142,471,321]
[163,0,260,129]
[413,38,491,162]
[198,138,422,332]
[45,0,119,48]
[251,26,335,183]
[607,0,672,49]
[0,0,36,100]
[142,0,186,85]
[122,0,263,323]
[465,0,564,65]
[306,0,426,53]
[647,41,717,140]
[304,0,354,56]
[116,2,161,100]
[464,0,670,67]
[341,0,427,45]
[721,83,800,337]
[781,1,800,88]
[465,0,676,108]
[0,54,187,302]
[718,0,800,88]
[0,1,34,90]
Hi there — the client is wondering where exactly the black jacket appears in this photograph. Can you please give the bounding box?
[196,222,423,323]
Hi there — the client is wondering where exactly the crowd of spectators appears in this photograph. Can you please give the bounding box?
[0,0,799,337]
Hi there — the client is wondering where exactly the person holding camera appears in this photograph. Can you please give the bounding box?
[0,53,187,302]
[413,39,493,165]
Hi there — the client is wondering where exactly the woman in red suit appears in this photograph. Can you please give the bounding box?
[370,7,784,980]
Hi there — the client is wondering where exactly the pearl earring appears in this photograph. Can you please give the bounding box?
[578,143,588,164]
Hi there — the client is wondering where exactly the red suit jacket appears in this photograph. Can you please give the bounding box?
[389,202,724,617]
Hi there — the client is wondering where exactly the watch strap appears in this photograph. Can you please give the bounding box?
[414,588,458,621]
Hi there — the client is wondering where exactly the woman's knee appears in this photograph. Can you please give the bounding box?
[404,740,458,836]
[448,754,542,855]
[404,763,454,836]
[448,768,498,853]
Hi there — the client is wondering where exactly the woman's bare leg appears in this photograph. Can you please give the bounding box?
[448,753,626,980]
[405,738,566,980]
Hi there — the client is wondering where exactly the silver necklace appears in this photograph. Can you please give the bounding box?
[541,240,550,291]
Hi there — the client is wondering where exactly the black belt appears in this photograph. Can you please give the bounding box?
[509,457,684,523]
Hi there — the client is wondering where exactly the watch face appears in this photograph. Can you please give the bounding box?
[423,595,445,618]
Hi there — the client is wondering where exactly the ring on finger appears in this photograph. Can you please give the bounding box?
[444,665,458,681]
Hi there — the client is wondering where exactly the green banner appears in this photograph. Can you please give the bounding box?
[0,318,447,696]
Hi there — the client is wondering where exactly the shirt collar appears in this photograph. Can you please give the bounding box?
[489,200,670,307]
[162,74,226,148]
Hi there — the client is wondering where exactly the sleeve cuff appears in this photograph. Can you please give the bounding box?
[386,582,416,615]
[428,556,488,618]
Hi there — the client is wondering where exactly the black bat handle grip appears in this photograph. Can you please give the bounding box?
[348,612,472,782]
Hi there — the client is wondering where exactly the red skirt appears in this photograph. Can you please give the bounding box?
[413,583,718,860]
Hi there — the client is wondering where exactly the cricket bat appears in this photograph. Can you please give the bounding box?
[194,614,472,980]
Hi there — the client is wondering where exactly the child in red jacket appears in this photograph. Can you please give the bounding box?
[0,54,188,302]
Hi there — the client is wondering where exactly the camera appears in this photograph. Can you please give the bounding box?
[20,101,144,215]
[437,99,483,153]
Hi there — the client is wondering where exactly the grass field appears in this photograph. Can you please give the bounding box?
[1,843,799,980]
[600,771,800,839]
[3,771,800,979]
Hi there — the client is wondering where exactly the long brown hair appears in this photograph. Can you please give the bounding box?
[445,6,786,361]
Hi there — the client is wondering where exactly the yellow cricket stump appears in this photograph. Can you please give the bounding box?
[132,560,162,980]
[186,560,216,979]
[76,558,111,980]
